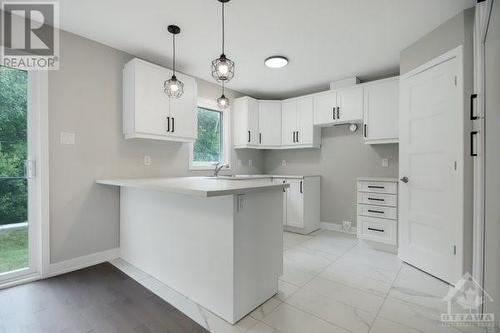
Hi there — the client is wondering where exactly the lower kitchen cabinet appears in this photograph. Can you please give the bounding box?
[274,176,320,234]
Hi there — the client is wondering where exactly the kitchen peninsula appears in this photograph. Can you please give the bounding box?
[96,177,288,324]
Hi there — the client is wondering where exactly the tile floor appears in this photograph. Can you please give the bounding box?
[112,230,489,333]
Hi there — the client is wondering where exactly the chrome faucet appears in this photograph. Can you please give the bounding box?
[213,162,228,177]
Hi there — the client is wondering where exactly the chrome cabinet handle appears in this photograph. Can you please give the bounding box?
[368,227,384,233]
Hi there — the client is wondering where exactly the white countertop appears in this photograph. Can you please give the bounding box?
[216,174,320,180]
[96,177,289,197]
[357,177,399,182]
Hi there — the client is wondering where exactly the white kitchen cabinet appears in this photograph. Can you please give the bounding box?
[281,96,320,149]
[233,97,259,148]
[313,90,337,125]
[275,176,320,234]
[363,77,399,144]
[258,101,282,147]
[356,178,398,247]
[123,58,197,142]
[336,85,364,124]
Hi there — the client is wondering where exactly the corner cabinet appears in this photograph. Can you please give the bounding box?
[123,58,198,142]
[362,77,399,144]
[273,176,321,235]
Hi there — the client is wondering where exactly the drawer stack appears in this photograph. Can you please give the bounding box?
[356,178,398,246]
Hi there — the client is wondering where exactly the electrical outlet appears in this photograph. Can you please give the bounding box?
[281,160,287,166]
[144,155,152,166]
[382,158,389,168]
[60,132,75,145]
[237,159,242,167]
[342,221,352,233]
[248,159,253,167]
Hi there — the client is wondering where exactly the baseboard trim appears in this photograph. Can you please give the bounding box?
[320,222,357,235]
[0,272,41,290]
[47,248,120,278]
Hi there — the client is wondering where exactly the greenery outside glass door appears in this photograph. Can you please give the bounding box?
[0,65,29,275]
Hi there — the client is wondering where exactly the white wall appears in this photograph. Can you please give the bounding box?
[263,127,399,227]
[48,30,263,264]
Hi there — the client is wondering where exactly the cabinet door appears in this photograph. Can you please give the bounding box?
[296,96,314,145]
[169,72,197,140]
[286,180,304,228]
[281,100,297,146]
[337,86,363,123]
[233,97,259,146]
[134,61,170,136]
[314,91,337,125]
[258,101,282,146]
[363,78,399,143]
[247,98,260,145]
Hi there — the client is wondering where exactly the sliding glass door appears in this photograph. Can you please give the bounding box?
[0,65,35,281]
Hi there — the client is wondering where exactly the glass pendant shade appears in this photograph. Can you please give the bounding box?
[164,25,184,98]
[211,54,235,82]
[164,75,184,98]
[217,94,230,109]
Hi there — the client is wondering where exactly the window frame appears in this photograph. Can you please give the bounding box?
[189,98,231,171]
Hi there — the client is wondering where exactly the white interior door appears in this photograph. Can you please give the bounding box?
[399,50,463,284]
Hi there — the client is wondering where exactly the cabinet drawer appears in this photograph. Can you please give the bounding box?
[357,181,397,194]
[357,216,397,245]
[357,204,397,220]
[357,192,397,207]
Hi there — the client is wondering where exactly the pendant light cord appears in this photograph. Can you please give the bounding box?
[221,2,225,54]
[172,33,176,76]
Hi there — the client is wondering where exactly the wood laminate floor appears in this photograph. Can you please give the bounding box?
[0,262,209,333]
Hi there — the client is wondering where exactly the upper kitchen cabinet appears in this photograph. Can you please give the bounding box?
[123,58,198,142]
[233,96,259,148]
[258,101,282,148]
[282,96,321,149]
[313,85,363,125]
[363,77,399,144]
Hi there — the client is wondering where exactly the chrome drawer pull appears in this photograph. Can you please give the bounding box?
[368,227,384,233]
[368,197,384,201]
[368,209,384,214]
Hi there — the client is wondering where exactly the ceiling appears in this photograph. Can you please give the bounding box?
[54,0,474,99]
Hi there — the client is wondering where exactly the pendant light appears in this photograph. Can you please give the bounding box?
[217,82,230,109]
[211,0,235,83]
[164,25,184,98]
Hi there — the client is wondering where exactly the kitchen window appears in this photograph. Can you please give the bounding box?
[189,99,230,170]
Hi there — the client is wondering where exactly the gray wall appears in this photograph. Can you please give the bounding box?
[263,127,399,226]
[484,0,500,324]
[399,8,475,274]
[48,30,263,264]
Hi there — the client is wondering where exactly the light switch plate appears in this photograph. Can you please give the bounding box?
[60,132,75,145]
[144,155,152,166]
[281,160,287,166]
[382,158,389,168]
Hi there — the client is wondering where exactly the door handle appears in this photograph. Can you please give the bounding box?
[166,116,170,132]
[400,176,409,183]
[248,130,251,143]
[171,117,175,133]
[368,227,385,233]
[470,131,478,157]
[470,93,478,120]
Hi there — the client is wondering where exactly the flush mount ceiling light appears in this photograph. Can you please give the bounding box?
[217,82,230,109]
[164,25,184,98]
[264,56,289,69]
[211,0,235,83]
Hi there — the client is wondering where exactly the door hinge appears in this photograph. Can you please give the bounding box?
[453,245,457,255]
